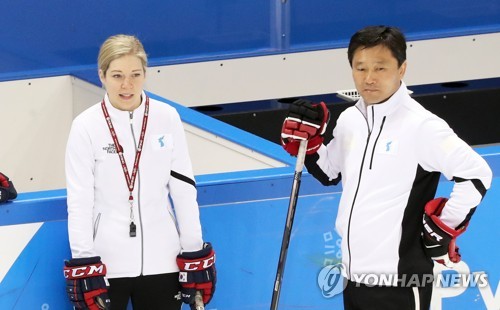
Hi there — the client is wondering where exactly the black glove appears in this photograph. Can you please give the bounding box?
[63,256,111,310]
[176,242,216,305]
[422,198,468,267]
[0,172,17,203]
[281,99,330,156]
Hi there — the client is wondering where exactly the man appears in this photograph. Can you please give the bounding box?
[280,25,492,309]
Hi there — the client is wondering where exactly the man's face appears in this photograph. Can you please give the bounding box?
[351,45,406,105]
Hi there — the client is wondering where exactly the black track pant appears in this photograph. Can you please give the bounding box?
[107,273,182,310]
[343,280,432,310]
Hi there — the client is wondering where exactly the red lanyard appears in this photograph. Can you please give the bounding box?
[101,96,149,237]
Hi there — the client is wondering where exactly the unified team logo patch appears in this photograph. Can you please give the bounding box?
[376,139,398,155]
[158,135,166,147]
[151,133,173,150]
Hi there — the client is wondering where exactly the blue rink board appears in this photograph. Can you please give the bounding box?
[0,147,498,309]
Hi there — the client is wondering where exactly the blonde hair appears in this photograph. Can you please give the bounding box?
[98,34,148,76]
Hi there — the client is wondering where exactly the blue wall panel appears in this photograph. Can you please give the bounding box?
[1,1,499,80]
[0,147,498,309]
[289,0,500,49]
[0,1,272,74]
[0,221,72,309]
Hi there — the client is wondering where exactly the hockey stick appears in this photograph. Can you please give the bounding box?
[168,189,205,310]
[271,139,308,310]
[190,291,204,310]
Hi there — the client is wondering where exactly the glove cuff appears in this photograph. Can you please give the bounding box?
[424,197,448,216]
[179,242,213,259]
[65,256,103,267]
[316,101,330,135]
[424,197,468,237]
[305,135,324,155]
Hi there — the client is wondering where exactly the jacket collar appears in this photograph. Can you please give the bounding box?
[103,91,147,118]
[355,81,410,118]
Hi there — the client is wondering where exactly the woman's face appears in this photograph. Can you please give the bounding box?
[99,54,145,111]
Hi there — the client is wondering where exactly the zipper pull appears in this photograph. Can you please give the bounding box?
[129,222,137,237]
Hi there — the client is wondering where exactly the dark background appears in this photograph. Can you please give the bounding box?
[194,77,500,146]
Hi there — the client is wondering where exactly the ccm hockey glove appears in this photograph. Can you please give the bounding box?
[177,242,216,305]
[63,256,111,310]
[0,172,17,203]
[422,198,468,267]
[281,99,330,156]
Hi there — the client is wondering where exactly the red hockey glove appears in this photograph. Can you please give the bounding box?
[63,256,111,310]
[176,242,216,305]
[422,198,468,268]
[281,99,330,156]
[0,172,17,203]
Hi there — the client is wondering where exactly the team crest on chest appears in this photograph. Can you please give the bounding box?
[376,139,398,155]
[151,133,173,150]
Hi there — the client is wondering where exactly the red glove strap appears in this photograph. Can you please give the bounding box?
[84,289,108,310]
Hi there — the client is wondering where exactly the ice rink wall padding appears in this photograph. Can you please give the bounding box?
[1,107,499,310]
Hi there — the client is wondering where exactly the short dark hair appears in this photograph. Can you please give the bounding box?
[347,25,407,68]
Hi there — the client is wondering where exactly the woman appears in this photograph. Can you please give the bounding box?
[63,34,215,309]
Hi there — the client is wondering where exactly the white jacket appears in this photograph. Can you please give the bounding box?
[306,82,492,285]
[65,92,203,279]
